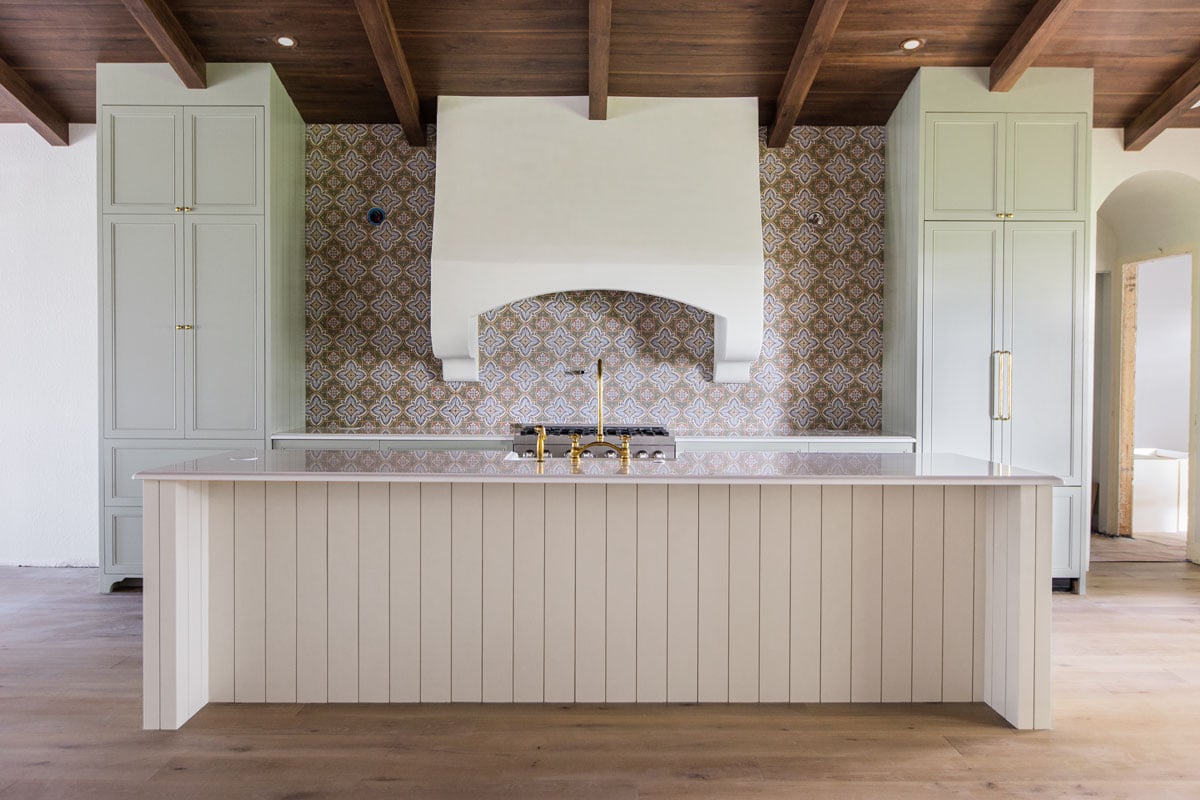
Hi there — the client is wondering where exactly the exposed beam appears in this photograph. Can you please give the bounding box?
[355,0,426,147]
[0,56,69,146]
[766,0,851,148]
[990,0,1082,92]
[1124,57,1200,151]
[589,0,612,120]
[118,0,207,89]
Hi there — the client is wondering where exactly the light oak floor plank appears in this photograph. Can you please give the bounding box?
[3,564,1200,799]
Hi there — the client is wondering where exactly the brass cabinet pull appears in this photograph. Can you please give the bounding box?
[183,206,193,212]
[174,207,183,212]
[991,351,1004,420]
[1003,351,1014,420]
[176,324,185,330]
[176,324,193,331]
[1005,212,1014,219]
[995,213,1004,219]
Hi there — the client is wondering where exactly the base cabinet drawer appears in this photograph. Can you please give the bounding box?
[103,507,142,580]
[104,439,257,505]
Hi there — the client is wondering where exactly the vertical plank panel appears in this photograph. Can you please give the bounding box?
[790,486,822,702]
[207,481,235,702]
[160,483,183,726]
[667,484,699,703]
[988,485,1010,712]
[606,483,637,702]
[912,485,945,702]
[942,485,976,701]
[820,485,853,702]
[264,482,297,703]
[296,482,328,703]
[637,484,669,702]
[234,481,266,702]
[327,482,359,702]
[1034,485,1053,729]
[544,483,576,702]
[187,483,207,717]
[851,486,883,702]
[513,483,545,702]
[728,484,761,702]
[420,483,452,702]
[142,481,161,728]
[389,483,421,701]
[972,486,989,702]
[359,482,390,702]
[451,483,484,702]
[482,483,515,702]
[697,485,730,702]
[881,486,914,702]
[1007,485,1037,727]
[574,484,607,702]
[759,485,791,702]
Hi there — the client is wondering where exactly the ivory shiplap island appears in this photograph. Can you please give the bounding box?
[137,449,1058,732]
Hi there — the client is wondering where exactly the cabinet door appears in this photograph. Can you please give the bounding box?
[102,216,186,437]
[1007,114,1087,221]
[100,106,183,214]
[924,114,1006,220]
[1003,222,1085,482]
[1052,486,1083,579]
[184,107,265,214]
[922,222,1004,463]
[185,217,264,438]
[103,507,143,576]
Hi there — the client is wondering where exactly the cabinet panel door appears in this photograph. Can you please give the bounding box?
[1052,486,1082,579]
[924,114,1006,220]
[186,217,264,437]
[103,216,185,437]
[1004,222,1085,481]
[1007,114,1087,221]
[922,222,1004,463]
[185,107,265,214]
[103,507,143,575]
[101,106,183,214]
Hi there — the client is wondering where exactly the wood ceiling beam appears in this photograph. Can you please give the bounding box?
[1124,57,1200,151]
[766,0,851,148]
[589,0,613,120]
[118,0,207,89]
[0,56,69,146]
[355,0,426,146]
[990,0,1081,92]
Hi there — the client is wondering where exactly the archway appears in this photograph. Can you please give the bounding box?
[1094,170,1200,564]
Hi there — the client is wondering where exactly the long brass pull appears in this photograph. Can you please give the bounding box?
[991,351,1004,420]
[1003,351,1013,421]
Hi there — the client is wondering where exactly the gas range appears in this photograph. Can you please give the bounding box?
[512,425,676,460]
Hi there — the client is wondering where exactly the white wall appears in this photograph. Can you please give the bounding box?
[0,124,98,566]
[1134,254,1192,452]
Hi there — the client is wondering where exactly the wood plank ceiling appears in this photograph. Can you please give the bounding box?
[1,0,1199,143]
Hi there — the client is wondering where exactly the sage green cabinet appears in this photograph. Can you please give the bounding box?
[101,105,264,215]
[101,216,264,439]
[924,112,1087,222]
[97,64,307,592]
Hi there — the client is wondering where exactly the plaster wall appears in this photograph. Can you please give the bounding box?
[0,124,99,566]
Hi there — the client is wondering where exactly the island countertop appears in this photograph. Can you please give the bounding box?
[135,448,1060,486]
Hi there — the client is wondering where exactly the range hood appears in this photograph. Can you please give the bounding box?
[429,95,764,382]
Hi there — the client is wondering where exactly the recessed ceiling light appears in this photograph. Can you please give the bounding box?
[899,38,925,52]
[274,35,297,48]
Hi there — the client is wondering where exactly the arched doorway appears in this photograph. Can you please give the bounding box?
[1093,170,1200,565]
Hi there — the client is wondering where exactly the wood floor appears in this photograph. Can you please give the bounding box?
[2,563,1200,799]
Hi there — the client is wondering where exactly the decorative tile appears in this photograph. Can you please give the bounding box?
[306,124,885,434]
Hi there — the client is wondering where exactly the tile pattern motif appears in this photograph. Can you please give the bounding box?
[305,124,885,434]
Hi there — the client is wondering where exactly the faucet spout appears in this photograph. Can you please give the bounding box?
[596,358,604,441]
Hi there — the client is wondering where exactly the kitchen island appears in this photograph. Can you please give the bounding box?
[137,449,1057,731]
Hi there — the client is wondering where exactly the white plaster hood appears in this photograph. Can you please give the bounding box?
[429,95,765,382]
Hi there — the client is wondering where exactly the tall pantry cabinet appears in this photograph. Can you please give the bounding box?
[97,64,306,591]
[884,68,1093,590]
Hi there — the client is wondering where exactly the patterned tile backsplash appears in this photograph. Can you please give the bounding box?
[305,124,885,435]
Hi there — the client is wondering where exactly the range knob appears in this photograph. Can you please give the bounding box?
[581,450,594,458]
[604,450,617,458]
[652,450,665,459]
[636,450,649,459]
[523,450,535,458]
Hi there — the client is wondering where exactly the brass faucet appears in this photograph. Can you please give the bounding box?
[569,358,631,465]
[535,425,547,464]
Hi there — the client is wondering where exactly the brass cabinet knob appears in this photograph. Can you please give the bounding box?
[176,324,185,330]
[176,324,193,330]
[1005,212,1014,219]
[174,207,183,212]
[183,206,193,212]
